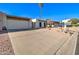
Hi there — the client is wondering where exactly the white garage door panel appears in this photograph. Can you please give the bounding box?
[6,19,30,29]
[28,22,32,29]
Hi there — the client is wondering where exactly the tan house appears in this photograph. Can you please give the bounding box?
[0,12,32,31]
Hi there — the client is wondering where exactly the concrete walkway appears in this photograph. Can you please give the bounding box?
[8,28,70,55]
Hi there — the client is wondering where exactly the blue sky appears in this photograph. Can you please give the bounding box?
[0,3,79,21]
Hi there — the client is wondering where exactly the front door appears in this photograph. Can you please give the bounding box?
[44,22,46,27]
[39,22,42,28]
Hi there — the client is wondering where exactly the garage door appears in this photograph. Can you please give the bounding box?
[6,19,30,30]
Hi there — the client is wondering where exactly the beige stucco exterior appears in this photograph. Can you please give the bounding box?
[0,13,32,30]
[0,13,7,30]
[0,13,47,31]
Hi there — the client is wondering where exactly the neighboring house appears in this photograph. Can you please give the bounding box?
[46,20,53,25]
[0,12,32,31]
[62,19,70,23]
[52,21,60,26]
[62,19,71,27]
[46,20,60,27]
[32,19,46,28]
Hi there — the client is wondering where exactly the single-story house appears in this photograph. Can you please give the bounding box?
[46,20,60,27]
[0,12,32,31]
[62,19,71,27]
[32,19,46,28]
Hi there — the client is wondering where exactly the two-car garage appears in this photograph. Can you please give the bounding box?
[0,13,32,31]
[6,16,32,30]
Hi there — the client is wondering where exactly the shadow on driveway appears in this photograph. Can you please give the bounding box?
[0,28,40,34]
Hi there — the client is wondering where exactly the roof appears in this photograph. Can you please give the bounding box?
[47,20,59,23]
[62,19,70,23]
[32,18,47,22]
[0,12,31,21]
[7,15,31,21]
[52,21,60,23]
[47,20,59,24]
[37,19,46,22]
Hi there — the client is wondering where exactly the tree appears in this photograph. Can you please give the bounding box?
[38,3,44,19]
[38,3,43,8]
[68,18,79,24]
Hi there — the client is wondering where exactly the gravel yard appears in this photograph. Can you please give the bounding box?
[0,32,14,55]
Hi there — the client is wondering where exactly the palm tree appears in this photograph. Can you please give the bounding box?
[38,3,43,19]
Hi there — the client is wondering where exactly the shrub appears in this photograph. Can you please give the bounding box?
[72,24,79,27]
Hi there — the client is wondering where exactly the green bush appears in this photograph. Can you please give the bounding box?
[72,24,79,27]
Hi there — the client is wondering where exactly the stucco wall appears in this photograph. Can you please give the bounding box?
[0,13,7,30]
[41,22,44,27]
[35,21,45,28]
[0,15,3,30]
[35,22,40,28]
[6,18,32,30]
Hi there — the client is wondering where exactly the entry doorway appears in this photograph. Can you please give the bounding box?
[39,22,42,28]
[44,22,46,27]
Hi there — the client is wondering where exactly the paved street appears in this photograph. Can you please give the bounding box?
[8,28,70,55]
